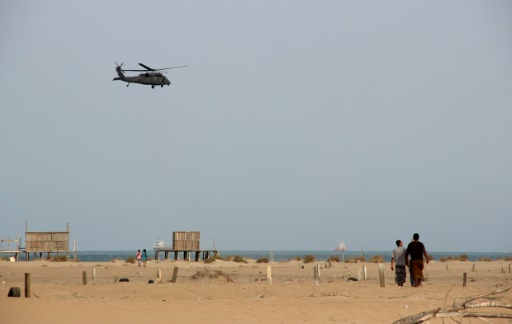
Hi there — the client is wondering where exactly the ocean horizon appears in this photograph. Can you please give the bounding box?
[53,250,512,263]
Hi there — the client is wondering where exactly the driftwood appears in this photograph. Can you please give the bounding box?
[393,287,512,324]
[392,308,441,324]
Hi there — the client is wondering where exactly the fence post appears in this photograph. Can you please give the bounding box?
[463,272,467,287]
[25,273,31,298]
[314,264,321,280]
[267,266,272,285]
[378,264,385,287]
[171,267,179,283]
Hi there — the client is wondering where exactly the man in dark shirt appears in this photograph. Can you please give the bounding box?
[405,233,429,287]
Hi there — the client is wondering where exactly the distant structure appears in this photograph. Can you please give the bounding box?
[24,222,76,261]
[153,231,217,261]
[335,240,347,262]
[0,236,22,261]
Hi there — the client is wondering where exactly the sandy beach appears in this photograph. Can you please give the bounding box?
[1,258,511,323]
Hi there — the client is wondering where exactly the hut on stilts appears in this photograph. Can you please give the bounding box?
[24,222,77,261]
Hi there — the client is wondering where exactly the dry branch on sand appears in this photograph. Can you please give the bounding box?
[393,287,512,323]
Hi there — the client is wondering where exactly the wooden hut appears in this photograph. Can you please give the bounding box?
[154,231,217,261]
[24,223,76,260]
[173,231,200,250]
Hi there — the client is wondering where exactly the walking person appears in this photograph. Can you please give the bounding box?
[142,249,148,267]
[136,249,142,267]
[405,233,429,287]
[390,240,406,286]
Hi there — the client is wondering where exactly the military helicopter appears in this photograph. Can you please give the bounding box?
[113,62,188,88]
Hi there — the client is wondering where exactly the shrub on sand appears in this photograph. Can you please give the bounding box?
[458,254,468,261]
[50,255,68,262]
[440,255,453,262]
[478,257,491,262]
[303,255,316,263]
[204,254,224,263]
[327,255,340,263]
[426,254,435,261]
[345,256,366,263]
[369,255,384,263]
[256,257,269,263]
[126,256,136,264]
[232,255,248,263]
[191,269,233,282]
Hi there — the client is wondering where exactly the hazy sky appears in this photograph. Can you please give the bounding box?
[1,1,511,252]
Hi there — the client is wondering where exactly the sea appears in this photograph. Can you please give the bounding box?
[74,250,511,263]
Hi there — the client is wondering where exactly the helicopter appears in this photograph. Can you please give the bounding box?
[113,62,188,88]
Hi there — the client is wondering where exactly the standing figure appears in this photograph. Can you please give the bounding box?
[136,249,142,267]
[405,233,429,287]
[391,240,406,286]
[142,249,148,267]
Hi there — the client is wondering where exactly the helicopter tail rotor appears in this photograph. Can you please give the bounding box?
[114,62,125,80]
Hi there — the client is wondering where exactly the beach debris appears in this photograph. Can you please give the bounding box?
[119,278,129,282]
[347,277,358,281]
[393,287,512,323]
[8,287,21,297]
[148,280,154,284]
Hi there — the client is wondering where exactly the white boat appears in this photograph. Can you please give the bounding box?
[154,239,165,248]
[335,241,346,252]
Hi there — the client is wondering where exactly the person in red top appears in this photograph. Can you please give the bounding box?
[405,233,429,287]
[136,249,142,267]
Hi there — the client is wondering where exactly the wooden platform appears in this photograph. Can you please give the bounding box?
[153,247,218,262]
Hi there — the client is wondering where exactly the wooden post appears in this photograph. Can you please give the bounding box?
[157,269,162,283]
[114,270,118,283]
[446,263,448,270]
[363,265,367,281]
[509,264,511,274]
[171,267,179,283]
[92,268,97,280]
[83,271,87,285]
[267,266,272,285]
[463,272,467,287]
[25,273,31,298]
[314,264,321,280]
[378,263,385,287]
[471,263,476,272]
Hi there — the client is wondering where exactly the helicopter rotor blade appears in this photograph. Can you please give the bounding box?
[139,63,154,71]
[157,65,189,71]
